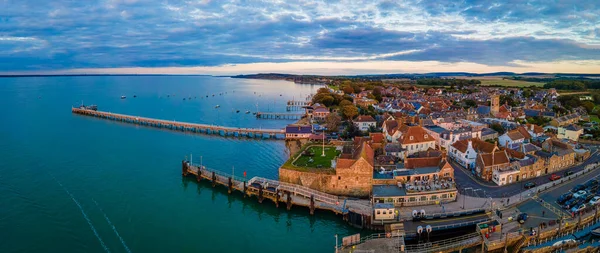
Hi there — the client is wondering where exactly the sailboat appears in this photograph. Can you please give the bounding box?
[215,105,220,108]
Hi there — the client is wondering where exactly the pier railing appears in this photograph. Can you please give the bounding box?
[248,177,340,205]
[404,232,482,253]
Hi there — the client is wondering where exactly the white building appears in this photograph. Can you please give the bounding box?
[398,126,436,158]
[448,138,497,170]
[354,115,377,131]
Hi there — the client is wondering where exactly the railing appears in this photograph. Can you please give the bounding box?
[423,208,486,220]
[429,217,490,231]
[248,177,340,205]
[404,232,482,253]
[189,163,248,183]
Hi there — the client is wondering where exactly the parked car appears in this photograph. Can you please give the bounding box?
[564,198,581,209]
[571,203,587,213]
[517,213,528,224]
[564,170,574,176]
[585,179,599,189]
[585,194,594,202]
[524,182,536,189]
[549,174,561,181]
[557,193,573,204]
[574,190,587,199]
[589,196,600,206]
[572,184,586,192]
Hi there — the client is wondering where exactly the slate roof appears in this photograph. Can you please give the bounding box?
[477,106,490,115]
[285,125,312,134]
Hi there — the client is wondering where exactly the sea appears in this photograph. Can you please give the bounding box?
[0,76,359,253]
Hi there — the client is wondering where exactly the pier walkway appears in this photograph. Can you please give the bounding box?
[286,100,311,111]
[255,112,305,120]
[181,160,372,216]
[72,107,285,139]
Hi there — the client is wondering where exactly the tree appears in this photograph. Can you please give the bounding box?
[582,101,595,114]
[464,99,477,108]
[342,86,354,94]
[342,105,359,119]
[325,113,342,132]
[316,87,330,94]
[339,100,353,107]
[343,122,362,139]
[321,95,335,106]
[490,123,505,135]
[352,85,361,94]
[372,87,383,102]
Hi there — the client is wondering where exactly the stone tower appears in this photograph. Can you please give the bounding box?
[491,94,500,116]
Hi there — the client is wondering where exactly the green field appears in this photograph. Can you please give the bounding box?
[591,115,600,123]
[479,79,545,87]
[292,146,340,168]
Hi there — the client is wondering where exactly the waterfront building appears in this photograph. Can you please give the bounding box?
[557,124,583,141]
[354,115,377,131]
[312,106,330,122]
[373,203,395,221]
[492,163,520,186]
[285,125,313,139]
[372,155,456,206]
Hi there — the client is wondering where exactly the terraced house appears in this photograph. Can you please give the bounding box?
[476,149,510,181]
[448,138,497,171]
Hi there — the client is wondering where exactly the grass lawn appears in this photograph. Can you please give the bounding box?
[292,146,340,168]
[591,115,600,123]
[478,79,544,87]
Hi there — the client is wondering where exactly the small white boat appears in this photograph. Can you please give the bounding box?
[215,105,220,108]
[245,110,250,114]
[120,96,126,99]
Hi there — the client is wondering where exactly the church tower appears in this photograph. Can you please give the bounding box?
[490,95,500,116]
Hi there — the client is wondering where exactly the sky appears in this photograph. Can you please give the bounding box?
[1,0,600,75]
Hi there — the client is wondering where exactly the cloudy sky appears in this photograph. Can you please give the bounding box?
[2,0,600,74]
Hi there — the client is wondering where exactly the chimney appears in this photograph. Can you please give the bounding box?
[505,140,509,148]
[530,124,534,131]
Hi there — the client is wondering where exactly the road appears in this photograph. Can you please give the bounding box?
[453,151,600,198]
[514,159,600,230]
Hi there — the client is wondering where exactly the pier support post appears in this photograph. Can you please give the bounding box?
[228,177,233,194]
[286,191,292,210]
[196,169,202,182]
[258,185,264,204]
[243,181,247,197]
[212,171,216,187]
[181,161,188,177]
[275,190,280,208]
[310,194,315,215]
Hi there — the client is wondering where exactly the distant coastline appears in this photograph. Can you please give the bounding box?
[0,74,214,78]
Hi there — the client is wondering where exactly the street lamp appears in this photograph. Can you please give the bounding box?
[334,234,338,253]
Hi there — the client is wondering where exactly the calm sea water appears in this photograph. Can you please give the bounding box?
[0,76,358,253]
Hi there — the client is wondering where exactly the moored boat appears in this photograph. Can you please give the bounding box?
[592,228,600,236]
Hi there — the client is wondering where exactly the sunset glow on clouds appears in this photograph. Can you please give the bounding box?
[1,0,599,74]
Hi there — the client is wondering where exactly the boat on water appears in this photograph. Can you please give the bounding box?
[236,110,240,113]
[183,98,186,100]
[245,110,250,114]
[133,95,137,98]
[121,95,126,99]
[592,228,600,236]
[215,105,220,108]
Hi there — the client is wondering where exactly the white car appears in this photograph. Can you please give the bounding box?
[590,196,600,206]
[573,190,587,198]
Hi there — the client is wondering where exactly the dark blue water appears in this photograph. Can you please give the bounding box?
[0,76,357,253]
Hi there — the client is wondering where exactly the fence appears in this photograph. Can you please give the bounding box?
[404,232,482,253]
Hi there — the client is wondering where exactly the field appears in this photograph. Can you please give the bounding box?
[452,76,545,87]
[292,146,340,168]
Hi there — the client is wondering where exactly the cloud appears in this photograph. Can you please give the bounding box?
[0,0,599,73]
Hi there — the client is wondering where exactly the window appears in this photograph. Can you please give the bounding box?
[409,197,416,202]
[377,210,381,214]
[338,176,341,180]
[420,196,427,201]
[410,136,414,140]
[382,210,386,215]
[424,134,428,139]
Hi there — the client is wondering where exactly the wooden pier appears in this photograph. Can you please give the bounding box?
[286,100,311,111]
[72,107,285,139]
[255,112,305,120]
[181,160,373,217]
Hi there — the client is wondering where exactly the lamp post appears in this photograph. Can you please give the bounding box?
[334,234,338,253]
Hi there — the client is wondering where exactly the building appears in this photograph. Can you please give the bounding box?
[481,128,499,141]
[332,142,375,197]
[373,203,395,220]
[490,95,500,116]
[557,124,583,141]
[372,156,456,206]
[285,125,313,139]
[383,120,406,142]
[537,138,576,174]
[492,163,520,186]
[550,113,581,127]
[475,150,510,181]
[524,124,545,138]
[312,106,330,122]
[397,126,436,158]
[498,126,532,147]
[354,115,377,131]
[448,138,497,171]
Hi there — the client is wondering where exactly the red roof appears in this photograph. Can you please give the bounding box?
[355,115,376,122]
[398,126,435,145]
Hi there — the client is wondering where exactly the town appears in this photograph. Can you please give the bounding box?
[275,75,600,253]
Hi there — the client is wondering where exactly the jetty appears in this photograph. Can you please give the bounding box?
[72,107,285,139]
[255,112,305,120]
[181,159,373,220]
[286,100,311,111]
